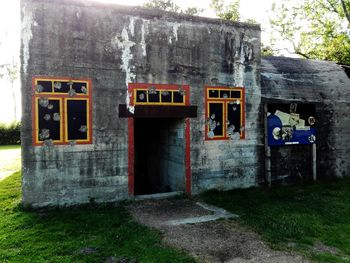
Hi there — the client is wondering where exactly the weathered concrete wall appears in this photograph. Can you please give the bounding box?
[21,0,261,207]
[262,57,350,182]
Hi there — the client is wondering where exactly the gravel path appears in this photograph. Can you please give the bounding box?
[128,198,309,263]
[0,147,21,181]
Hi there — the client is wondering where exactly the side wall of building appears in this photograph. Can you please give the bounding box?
[262,57,350,182]
[21,0,262,207]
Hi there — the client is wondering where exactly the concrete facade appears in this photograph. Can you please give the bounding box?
[21,0,261,207]
[21,0,349,208]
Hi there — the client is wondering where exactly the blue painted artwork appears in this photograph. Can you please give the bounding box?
[267,104,316,146]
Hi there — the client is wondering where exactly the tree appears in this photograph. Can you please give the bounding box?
[210,0,240,21]
[270,0,350,64]
[0,61,19,120]
[143,0,204,16]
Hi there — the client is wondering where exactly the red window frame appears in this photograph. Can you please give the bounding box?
[128,83,190,106]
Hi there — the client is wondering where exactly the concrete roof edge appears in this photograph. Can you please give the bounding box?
[23,0,261,30]
[262,56,338,65]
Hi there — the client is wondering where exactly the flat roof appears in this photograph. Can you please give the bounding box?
[24,0,261,30]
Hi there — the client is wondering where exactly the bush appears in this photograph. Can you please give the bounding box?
[0,122,21,145]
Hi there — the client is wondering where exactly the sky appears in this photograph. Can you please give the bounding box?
[0,0,274,123]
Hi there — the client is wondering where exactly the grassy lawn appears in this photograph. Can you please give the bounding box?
[0,145,21,151]
[201,179,350,263]
[0,172,194,263]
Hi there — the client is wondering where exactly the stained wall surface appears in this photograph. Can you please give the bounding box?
[21,0,262,207]
[261,57,350,182]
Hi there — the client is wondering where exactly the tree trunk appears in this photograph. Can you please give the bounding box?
[10,80,17,120]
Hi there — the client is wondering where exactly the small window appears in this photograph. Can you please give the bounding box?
[161,91,172,103]
[148,91,160,103]
[208,89,219,98]
[219,90,229,99]
[173,91,184,103]
[53,81,70,93]
[36,81,53,93]
[136,90,147,103]
[132,85,187,106]
[73,82,89,94]
[205,87,245,140]
[230,90,241,98]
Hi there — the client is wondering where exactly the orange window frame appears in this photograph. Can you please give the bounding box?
[32,76,92,146]
[205,86,245,141]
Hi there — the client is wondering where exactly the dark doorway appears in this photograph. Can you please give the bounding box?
[134,118,185,195]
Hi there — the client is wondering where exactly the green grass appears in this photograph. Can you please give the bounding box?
[201,179,350,262]
[0,144,20,150]
[0,172,195,263]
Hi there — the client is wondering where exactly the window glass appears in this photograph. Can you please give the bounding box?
[208,103,224,137]
[67,100,88,141]
[173,91,184,103]
[148,91,160,103]
[53,81,70,93]
[136,90,147,103]
[227,102,241,134]
[37,99,61,141]
[37,81,52,93]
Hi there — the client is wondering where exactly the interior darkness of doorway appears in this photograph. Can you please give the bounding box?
[134,118,185,195]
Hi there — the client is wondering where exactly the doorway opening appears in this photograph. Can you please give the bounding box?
[134,118,185,195]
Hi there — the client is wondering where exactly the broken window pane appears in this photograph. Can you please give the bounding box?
[208,89,219,98]
[219,90,229,98]
[148,91,160,103]
[227,102,241,135]
[67,99,88,141]
[54,82,62,90]
[208,103,223,136]
[54,81,70,93]
[37,99,61,141]
[136,90,147,103]
[161,90,172,103]
[39,97,49,108]
[37,81,52,92]
[173,91,184,103]
[73,82,88,94]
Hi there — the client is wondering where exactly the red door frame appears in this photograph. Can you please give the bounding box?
[127,83,192,196]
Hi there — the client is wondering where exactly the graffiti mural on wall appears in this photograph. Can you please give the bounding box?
[267,103,316,146]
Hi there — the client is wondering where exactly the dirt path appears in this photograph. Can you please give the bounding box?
[0,147,21,181]
[127,198,309,263]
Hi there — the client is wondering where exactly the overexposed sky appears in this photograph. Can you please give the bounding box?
[0,0,274,123]
[0,1,20,123]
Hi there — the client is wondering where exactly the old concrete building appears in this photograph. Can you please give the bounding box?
[21,0,350,208]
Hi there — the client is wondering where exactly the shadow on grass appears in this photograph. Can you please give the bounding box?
[201,178,350,262]
[0,172,194,263]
